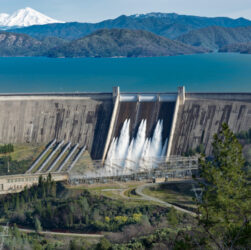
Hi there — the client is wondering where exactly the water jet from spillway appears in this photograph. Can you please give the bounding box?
[105,119,168,175]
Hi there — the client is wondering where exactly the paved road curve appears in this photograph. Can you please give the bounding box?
[135,182,197,217]
[1,226,104,238]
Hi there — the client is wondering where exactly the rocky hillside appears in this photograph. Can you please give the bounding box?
[0,31,43,56]
[46,29,207,58]
[0,31,67,56]
[219,43,251,54]
[176,26,251,50]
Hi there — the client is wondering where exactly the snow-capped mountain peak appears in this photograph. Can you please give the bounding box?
[0,13,9,23]
[0,7,64,27]
[130,12,179,19]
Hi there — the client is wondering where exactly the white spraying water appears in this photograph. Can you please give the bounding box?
[124,119,146,173]
[149,120,163,158]
[124,138,134,173]
[105,119,168,175]
[105,137,117,174]
[114,119,130,167]
[161,138,168,158]
[138,138,151,171]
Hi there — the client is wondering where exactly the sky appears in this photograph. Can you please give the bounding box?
[1,0,251,23]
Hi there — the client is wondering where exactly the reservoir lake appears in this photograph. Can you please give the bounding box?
[0,53,250,93]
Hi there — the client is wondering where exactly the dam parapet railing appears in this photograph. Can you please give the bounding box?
[0,92,113,101]
[185,92,251,102]
[119,93,177,102]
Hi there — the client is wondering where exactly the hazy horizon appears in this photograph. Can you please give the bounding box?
[1,0,251,23]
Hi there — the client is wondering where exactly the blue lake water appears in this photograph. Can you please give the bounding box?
[0,53,250,93]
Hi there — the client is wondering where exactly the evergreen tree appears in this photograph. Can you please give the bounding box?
[38,175,43,187]
[15,194,20,210]
[42,185,46,199]
[50,181,56,197]
[35,217,42,234]
[12,224,21,239]
[95,237,111,250]
[197,123,250,249]
[69,240,79,250]
[81,196,89,213]
[20,196,25,209]
[23,186,28,202]
[3,201,8,214]
[47,173,52,183]
[167,206,179,226]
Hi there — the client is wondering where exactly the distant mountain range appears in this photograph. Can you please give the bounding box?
[46,29,207,58]
[0,29,207,57]
[0,9,251,57]
[0,7,64,29]
[9,12,251,40]
[176,26,251,50]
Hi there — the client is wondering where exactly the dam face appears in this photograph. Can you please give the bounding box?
[171,93,251,155]
[0,93,113,159]
[0,88,250,163]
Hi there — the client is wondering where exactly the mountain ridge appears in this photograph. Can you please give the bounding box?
[0,28,208,57]
[46,28,208,58]
[8,12,251,40]
[176,26,251,50]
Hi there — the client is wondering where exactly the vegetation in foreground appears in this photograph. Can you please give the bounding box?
[0,175,194,249]
[196,123,250,249]
[0,123,250,249]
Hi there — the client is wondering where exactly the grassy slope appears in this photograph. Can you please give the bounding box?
[142,182,197,211]
[68,182,157,207]
[0,144,46,175]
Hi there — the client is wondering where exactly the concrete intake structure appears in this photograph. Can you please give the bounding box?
[0,88,250,164]
[46,142,72,172]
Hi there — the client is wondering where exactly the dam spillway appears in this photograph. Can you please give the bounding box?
[112,97,176,143]
[0,87,250,172]
[105,119,169,174]
[103,92,177,172]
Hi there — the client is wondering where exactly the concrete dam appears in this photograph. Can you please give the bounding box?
[0,87,250,165]
[0,93,113,160]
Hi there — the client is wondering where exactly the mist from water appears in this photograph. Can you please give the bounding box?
[105,119,168,175]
